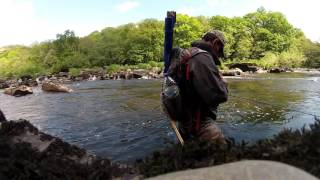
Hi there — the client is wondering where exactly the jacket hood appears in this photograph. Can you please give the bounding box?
[191,40,221,65]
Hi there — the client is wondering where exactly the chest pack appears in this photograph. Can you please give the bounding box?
[161,47,208,121]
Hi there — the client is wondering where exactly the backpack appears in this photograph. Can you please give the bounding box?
[161,47,208,121]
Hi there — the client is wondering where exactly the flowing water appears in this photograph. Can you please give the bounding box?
[1,73,320,162]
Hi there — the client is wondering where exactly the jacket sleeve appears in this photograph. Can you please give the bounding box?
[190,53,228,107]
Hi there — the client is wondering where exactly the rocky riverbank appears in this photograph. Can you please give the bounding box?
[137,117,320,178]
[1,106,320,180]
[0,117,138,180]
[0,67,162,90]
[1,65,319,90]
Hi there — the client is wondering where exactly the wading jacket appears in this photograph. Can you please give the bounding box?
[178,40,228,134]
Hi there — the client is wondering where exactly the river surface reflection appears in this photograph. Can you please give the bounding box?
[1,73,319,162]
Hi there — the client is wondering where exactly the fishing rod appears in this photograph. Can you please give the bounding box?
[162,11,184,146]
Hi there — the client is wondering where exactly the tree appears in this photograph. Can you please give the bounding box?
[174,14,205,48]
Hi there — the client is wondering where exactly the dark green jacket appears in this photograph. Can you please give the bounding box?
[178,40,228,133]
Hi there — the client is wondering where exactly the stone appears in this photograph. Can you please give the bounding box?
[228,63,258,73]
[58,72,69,77]
[0,80,9,89]
[20,75,32,81]
[256,68,268,73]
[132,73,143,79]
[269,68,284,73]
[4,85,33,97]
[42,81,73,93]
[0,119,136,179]
[220,68,242,76]
[149,160,319,180]
[19,79,38,87]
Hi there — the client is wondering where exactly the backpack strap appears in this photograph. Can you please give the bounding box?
[179,47,208,134]
[180,47,208,80]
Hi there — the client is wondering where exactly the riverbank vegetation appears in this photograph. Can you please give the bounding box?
[1,7,320,79]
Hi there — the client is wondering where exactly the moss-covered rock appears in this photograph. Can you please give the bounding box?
[137,119,320,178]
[0,119,137,180]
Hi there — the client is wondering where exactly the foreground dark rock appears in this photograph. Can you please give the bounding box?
[0,110,6,122]
[3,85,33,97]
[137,118,320,179]
[0,119,137,180]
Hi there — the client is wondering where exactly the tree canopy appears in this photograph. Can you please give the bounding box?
[1,8,319,78]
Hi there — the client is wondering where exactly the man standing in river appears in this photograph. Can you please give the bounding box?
[177,30,228,144]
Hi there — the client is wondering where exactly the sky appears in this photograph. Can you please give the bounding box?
[0,0,319,47]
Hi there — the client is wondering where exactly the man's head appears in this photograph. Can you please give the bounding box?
[202,30,226,59]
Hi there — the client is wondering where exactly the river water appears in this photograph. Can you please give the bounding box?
[1,73,320,162]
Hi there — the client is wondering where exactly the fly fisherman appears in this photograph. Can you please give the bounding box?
[175,30,228,144]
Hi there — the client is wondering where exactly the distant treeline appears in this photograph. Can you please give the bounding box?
[1,7,320,78]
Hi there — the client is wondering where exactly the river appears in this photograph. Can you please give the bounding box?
[0,73,320,162]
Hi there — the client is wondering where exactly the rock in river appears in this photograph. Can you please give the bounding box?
[4,85,33,97]
[42,81,73,92]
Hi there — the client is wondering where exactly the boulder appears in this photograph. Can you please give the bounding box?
[269,68,284,73]
[58,72,69,77]
[20,75,32,81]
[132,73,143,79]
[4,85,33,97]
[79,73,90,80]
[19,79,38,87]
[220,68,243,76]
[36,76,48,83]
[228,63,258,73]
[0,80,9,89]
[42,82,73,93]
[0,120,136,179]
[149,160,318,180]
[150,67,162,75]
[256,68,268,73]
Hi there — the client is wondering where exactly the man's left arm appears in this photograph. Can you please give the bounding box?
[191,54,228,107]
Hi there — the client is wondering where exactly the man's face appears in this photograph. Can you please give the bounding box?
[212,40,225,58]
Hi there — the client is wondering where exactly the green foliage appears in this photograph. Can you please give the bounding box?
[174,14,205,48]
[106,64,121,74]
[69,68,81,77]
[137,63,152,70]
[300,39,320,68]
[1,8,320,78]
[255,48,306,69]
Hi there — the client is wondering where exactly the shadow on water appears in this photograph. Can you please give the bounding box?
[0,73,320,162]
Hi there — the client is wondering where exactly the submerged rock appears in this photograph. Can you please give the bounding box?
[0,119,137,180]
[4,85,33,97]
[42,81,73,93]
